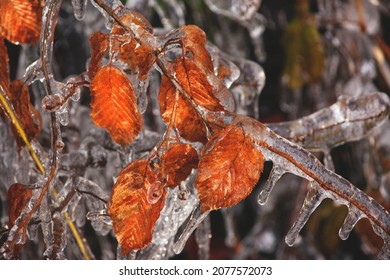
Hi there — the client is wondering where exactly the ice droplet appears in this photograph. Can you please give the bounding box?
[338,206,364,240]
[258,166,284,205]
[56,104,70,126]
[285,183,327,246]
[71,0,88,21]
[173,204,210,254]
[147,181,164,204]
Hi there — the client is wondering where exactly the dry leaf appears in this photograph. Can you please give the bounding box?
[174,59,225,112]
[90,65,143,146]
[158,75,208,143]
[161,143,199,187]
[7,183,33,229]
[88,32,109,80]
[0,40,41,151]
[8,80,42,151]
[196,125,264,212]
[108,160,166,254]
[119,42,155,81]
[0,0,42,44]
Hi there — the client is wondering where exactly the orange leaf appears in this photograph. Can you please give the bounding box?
[90,65,143,146]
[0,0,42,44]
[180,25,214,72]
[161,143,199,187]
[158,75,208,143]
[196,125,264,212]
[7,183,33,229]
[174,59,225,112]
[119,43,155,81]
[108,160,166,254]
[88,32,109,80]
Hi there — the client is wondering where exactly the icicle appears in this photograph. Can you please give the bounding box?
[195,215,211,260]
[173,203,210,254]
[222,208,237,248]
[258,166,285,205]
[71,0,88,21]
[285,183,327,246]
[338,206,365,240]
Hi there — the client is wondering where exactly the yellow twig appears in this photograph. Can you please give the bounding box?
[0,87,90,260]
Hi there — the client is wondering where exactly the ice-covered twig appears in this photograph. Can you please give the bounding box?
[237,114,390,258]
[267,92,390,151]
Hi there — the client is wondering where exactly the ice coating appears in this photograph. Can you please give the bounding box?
[172,203,210,255]
[221,208,238,248]
[267,92,390,151]
[235,115,390,254]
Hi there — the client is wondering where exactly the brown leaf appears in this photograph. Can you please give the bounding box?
[158,75,208,143]
[0,0,42,44]
[108,160,166,254]
[180,25,214,72]
[0,38,10,86]
[119,43,155,81]
[7,183,33,229]
[0,40,41,151]
[174,59,225,112]
[90,65,143,146]
[88,32,109,80]
[196,125,264,212]
[8,80,42,151]
[161,143,199,187]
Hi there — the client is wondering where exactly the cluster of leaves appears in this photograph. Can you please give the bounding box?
[1,0,390,259]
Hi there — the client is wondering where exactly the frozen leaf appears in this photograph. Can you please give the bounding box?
[8,80,42,151]
[90,65,143,146]
[0,0,42,44]
[161,143,199,187]
[88,32,109,80]
[0,41,41,151]
[180,25,214,72]
[174,60,224,112]
[158,76,208,143]
[108,160,166,254]
[196,124,264,212]
[119,42,155,81]
[6,183,33,229]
